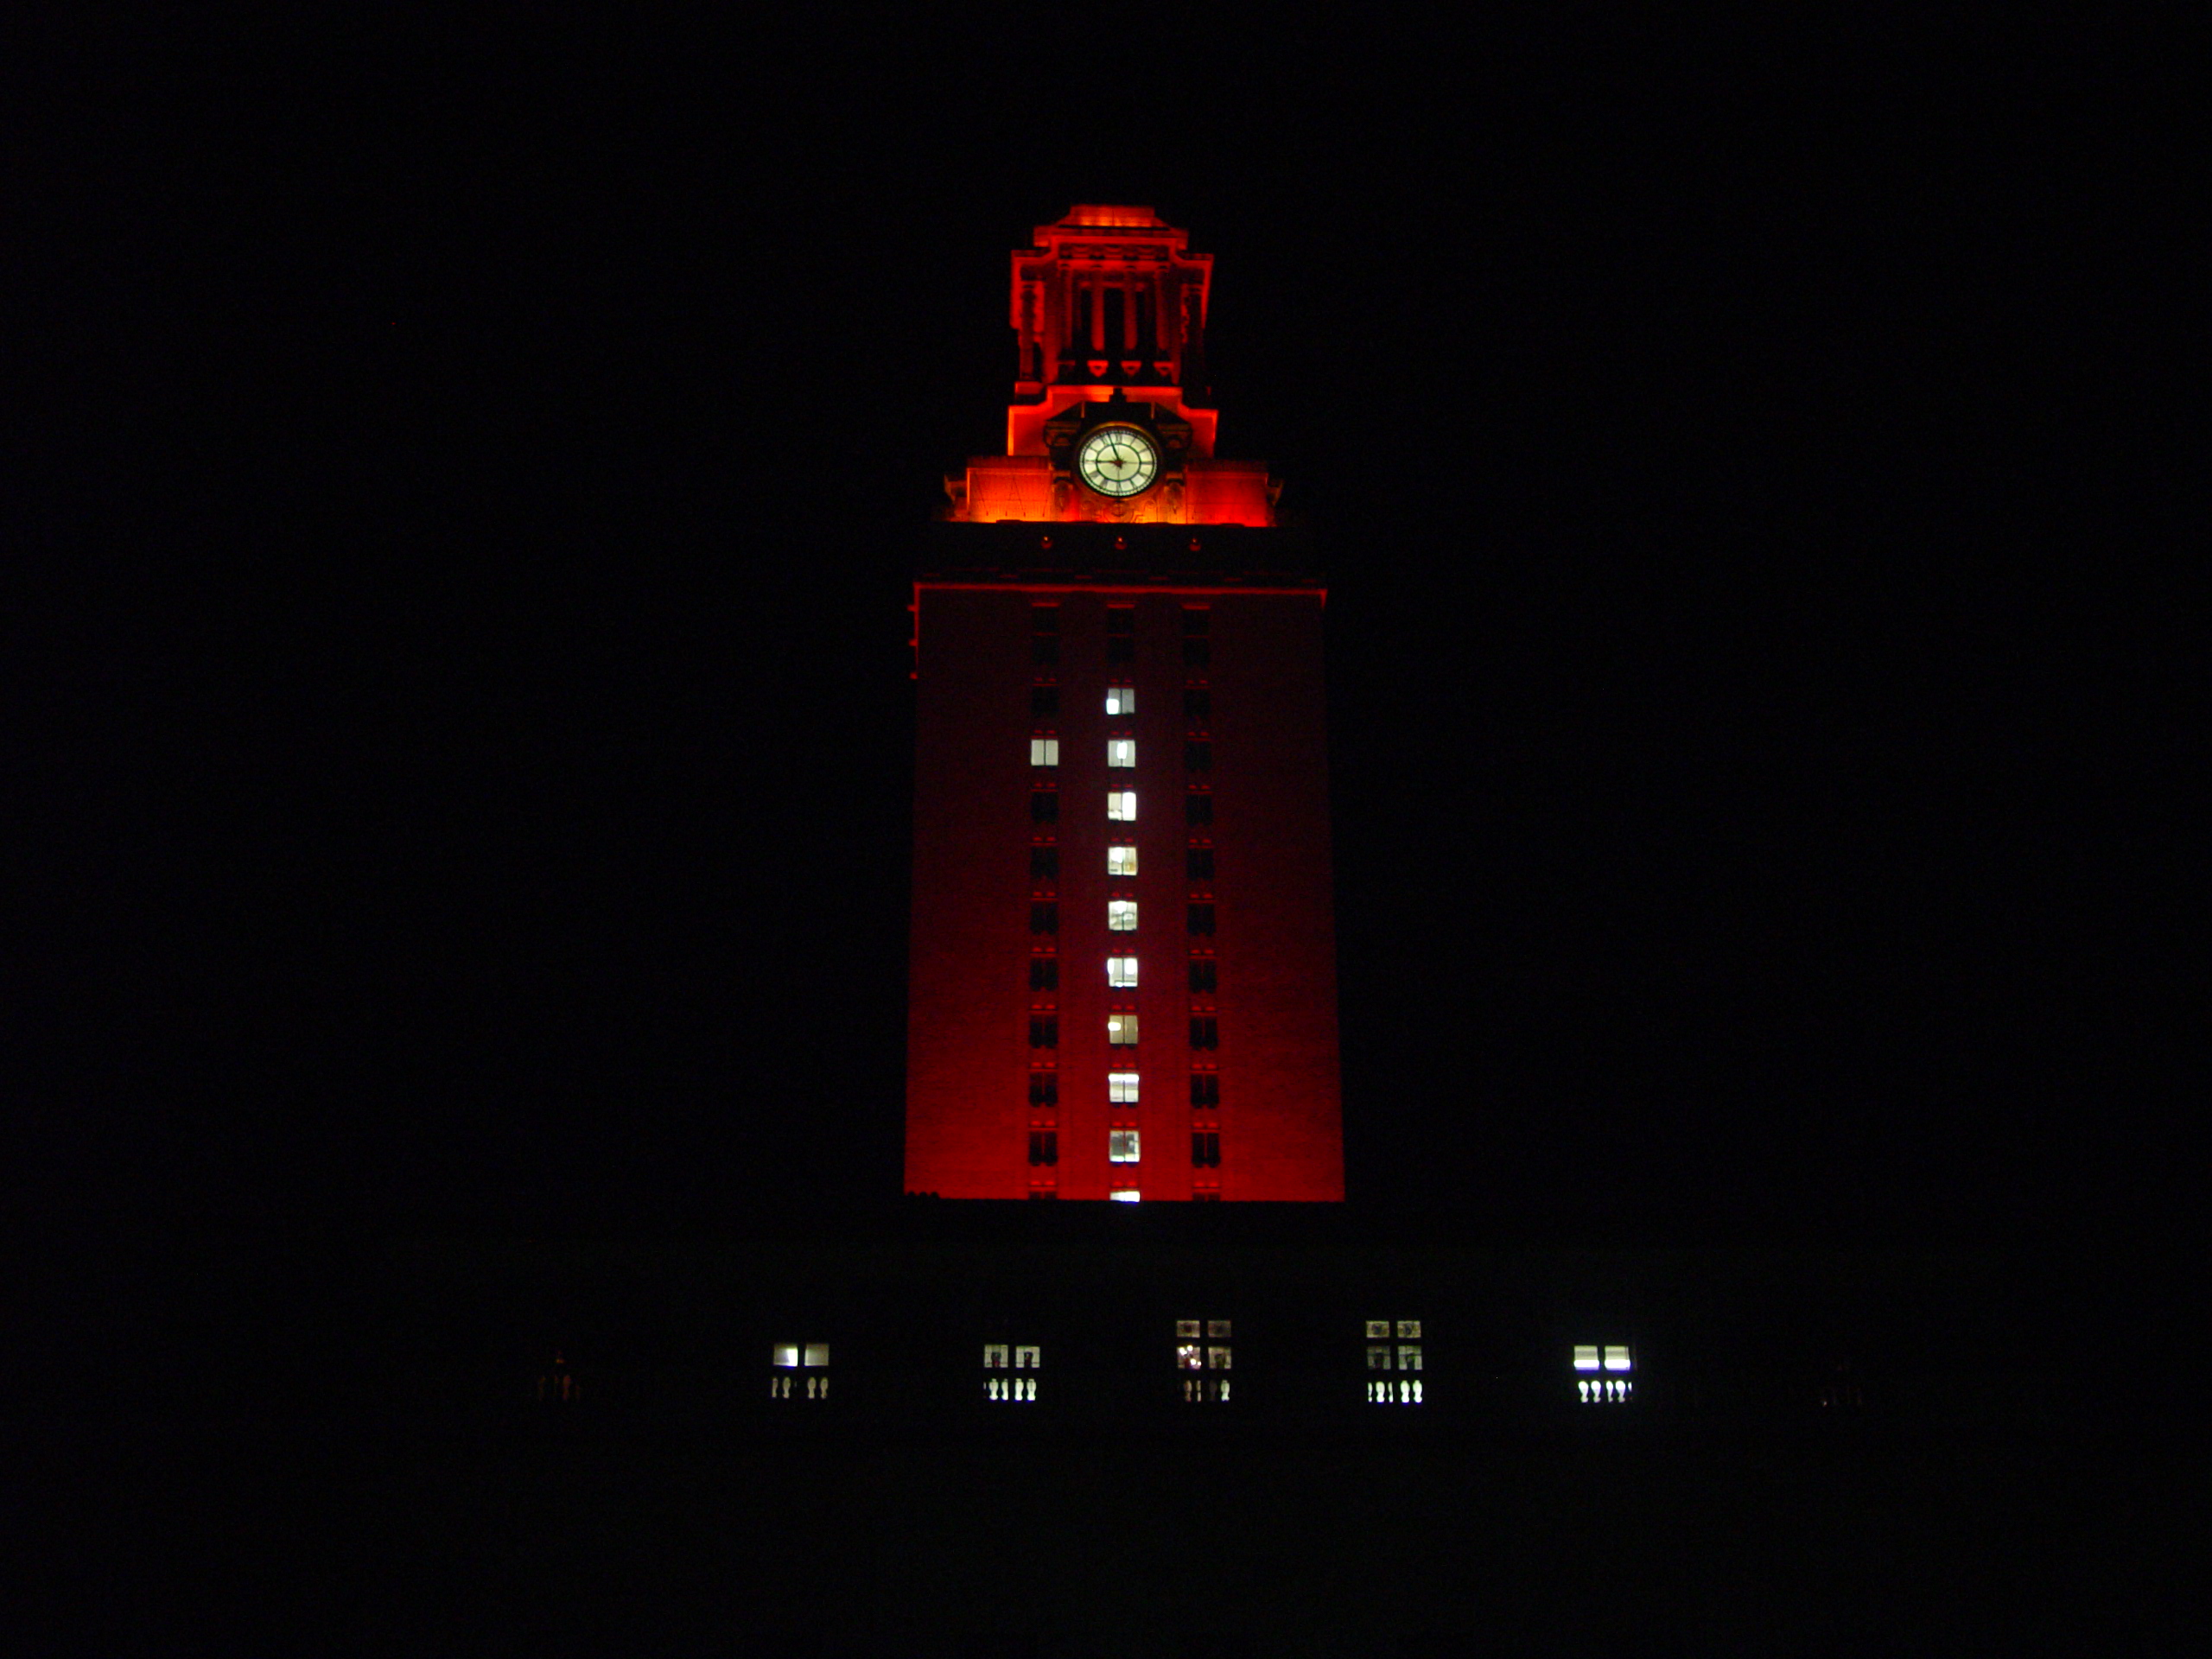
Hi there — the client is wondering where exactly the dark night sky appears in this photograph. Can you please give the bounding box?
[14,13,2178,1250]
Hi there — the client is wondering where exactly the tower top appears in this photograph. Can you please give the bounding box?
[944,207,1274,527]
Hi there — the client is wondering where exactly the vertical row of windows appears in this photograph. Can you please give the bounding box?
[1185,607,1219,1191]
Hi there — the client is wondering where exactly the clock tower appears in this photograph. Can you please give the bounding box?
[906,206,1344,1202]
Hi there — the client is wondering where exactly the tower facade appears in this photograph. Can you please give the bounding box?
[906,207,1343,1202]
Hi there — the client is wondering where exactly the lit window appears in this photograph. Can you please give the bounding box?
[1107,739,1135,768]
[1605,1344,1633,1373]
[1108,790,1136,821]
[983,1344,1008,1369]
[1176,1320,1202,1339]
[1107,957,1138,988]
[1108,845,1138,876]
[1014,1345,1040,1370]
[1109,1071,1139,1103]
[1367,1323,1425,1403]
[1109,1129,1141,1163]
[1031,738,1059,766]
[1106,685,1135,715]
[1573,1344,1602,1372]
[1110,1188,1141,1202]
[1208,1320,1230,1338]
[772,1340,830,1399]
[1108,899,1138,931]
[1107,1014,1139,1046]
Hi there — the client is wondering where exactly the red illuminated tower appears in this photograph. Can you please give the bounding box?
[906,206,1343,1202]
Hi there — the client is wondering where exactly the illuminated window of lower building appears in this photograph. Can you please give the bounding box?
[1108,844,1138,877]
[1177,1319,1232,1402]
[1109,1129,1141,1163]
[1105,684,1135,715]
[1107,956,1138,988]
[1109,1187,1141,1202]
[1031,737,1059,766]
[1108,899,1138,931]
[1109,1071,1140,1103]
[1573,1342,1636,1403]
[1366,1321,1425,1403]
[1107,1013,1139,1046]
[1108,790,1136,821]
[770,1340,830,1401]
[1107,739,1136,768]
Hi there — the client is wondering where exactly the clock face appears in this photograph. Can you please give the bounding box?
[1076,426,1160,498]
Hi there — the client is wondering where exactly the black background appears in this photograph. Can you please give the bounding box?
[13,10,2180,1252]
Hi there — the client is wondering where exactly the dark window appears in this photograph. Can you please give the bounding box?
[1185,741,1211,772]
[1029,957,1058,991]
[1183,689,1211,722]
[1030,687,1059,718]
[1029,1190,1058,1200]
[1189,958,1217,994]
[1029,1016,1058,1049]
[1182,638,1211,668]
[1192,1132,1220,1167]
[1030,791,1058,824]
[1187,903,1215,936]
[1030,846,1059,880]
[1190,1017,1219,1050]
[1182,608,1210,635]
[1107,607,1135,664]
[1185,791,1213,825]
[1033,634,1060,664]
[1033,607,1060,633]
[1191,1074,1220,1108]
[1186,849,1215,881]
[1031,902,1058,935]
[1029,1072,1058,1106]
[1193,1192,1221,1202]
[1028,1131,1058,1166]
